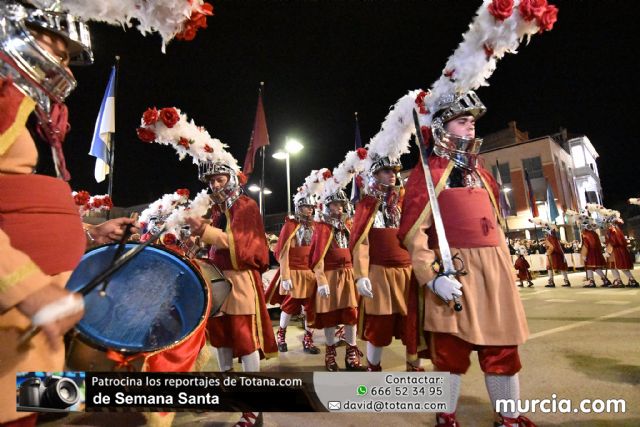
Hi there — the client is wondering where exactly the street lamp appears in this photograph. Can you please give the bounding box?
[273,138,304,215]
[248,184,271,214]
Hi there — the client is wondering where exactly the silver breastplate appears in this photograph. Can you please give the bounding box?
[373,203,401,229]
[333,228,349,249]
[296,223,313,246]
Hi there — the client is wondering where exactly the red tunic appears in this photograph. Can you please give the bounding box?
[581,229,606,269]
[514,255,532,281]
[545,232,568,271]
[206,195,278,358]
[606,225,634,270]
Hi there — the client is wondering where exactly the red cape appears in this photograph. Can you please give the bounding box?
[349,195,379,253]
[226,195,269,273]
[309,222,333,270]
[274,216,300,259]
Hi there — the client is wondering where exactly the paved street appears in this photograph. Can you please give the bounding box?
[41,270,639,427]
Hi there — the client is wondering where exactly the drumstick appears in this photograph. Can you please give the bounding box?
[100,213,139,295]
[17,225,166,347]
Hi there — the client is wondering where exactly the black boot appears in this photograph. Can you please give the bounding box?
[302,330,320,354]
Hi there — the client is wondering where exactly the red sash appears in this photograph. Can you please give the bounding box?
[289,246,311,270]
[0,174,85,275]
[324,247,352,270]
[426,187,502,249]
[368,228,411,267]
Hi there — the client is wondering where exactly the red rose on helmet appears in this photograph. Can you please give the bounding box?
[74,191,90,206]
[137,127,156,143]
[203,144,213,153]
[322,170,332,180]
[356,148,367,160]
[178,137,190,148]
[488,0,514,21]
[102,196,113,209]
[159,107,180,128]
[518,0,548,21]
[142,107,159,125]
[92,198,103,209]
[176,188,190,198]
[162,233,177,246]
[537,5,558,32]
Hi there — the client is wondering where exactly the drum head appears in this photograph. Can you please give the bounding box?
[66,244,207,353]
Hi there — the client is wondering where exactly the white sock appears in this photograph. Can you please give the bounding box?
[623,270,635,280]
[279,311,292,329]
[241,350,260,372]
[344,324,357,346]
[485,374,520,419]
[215,347,233,372]
[586,270,594,280]
[366,342,383,365]
[448,374,462,413]
[324,327,336,346]
[547,270,554,281]
[561,271,569,280]
[594,269,605,278]
[612,269,621,280]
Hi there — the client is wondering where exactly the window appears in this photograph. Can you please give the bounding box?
[522,156,543,179]
[491,162,511,184]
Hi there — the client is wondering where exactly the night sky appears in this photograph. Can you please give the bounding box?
[62,0,638,214]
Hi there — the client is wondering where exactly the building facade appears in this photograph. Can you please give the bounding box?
[479,122,602,242]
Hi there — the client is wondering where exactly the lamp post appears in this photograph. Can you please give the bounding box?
[248,184,272,215]
[273,138,303,215]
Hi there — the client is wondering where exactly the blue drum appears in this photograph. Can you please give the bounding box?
[65,243,210,370]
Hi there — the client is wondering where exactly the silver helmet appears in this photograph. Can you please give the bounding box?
[0,1,93,114]
[322,189,352,219]
[293,193,316,222]
[199,161,242,208]
[367,155,402,197]
[431,91,486,170]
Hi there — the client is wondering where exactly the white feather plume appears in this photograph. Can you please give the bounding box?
[321,150,367,201]
[367,0,556,157]
[60,0,212,50]
[138,107,239,172]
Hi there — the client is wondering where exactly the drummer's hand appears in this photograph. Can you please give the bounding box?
[185,216,207,237]
[89,218,139,244]
[17,286,84,351]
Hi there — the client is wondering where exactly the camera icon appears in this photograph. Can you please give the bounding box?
[18,375,80,409]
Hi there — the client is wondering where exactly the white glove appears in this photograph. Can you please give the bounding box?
[317,284,330,298]
[356,277,373,298]
[281,279,293,292]
[427,275,463,303]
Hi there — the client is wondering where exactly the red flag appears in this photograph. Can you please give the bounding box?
[524,169,539,218]
[243,91,270,175]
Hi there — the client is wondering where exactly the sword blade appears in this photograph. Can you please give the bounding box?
[412,110,455,274]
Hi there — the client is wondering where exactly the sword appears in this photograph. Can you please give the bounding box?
[412,109,463,312]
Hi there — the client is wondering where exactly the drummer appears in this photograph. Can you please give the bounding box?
[0,4,137,426]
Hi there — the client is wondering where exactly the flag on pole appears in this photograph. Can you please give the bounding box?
[350,112,363,204]
[546,180,560,222]
[524,169,539,218]
[495,160,511,218]
[243,89,270,175]
[89,66,116,183]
